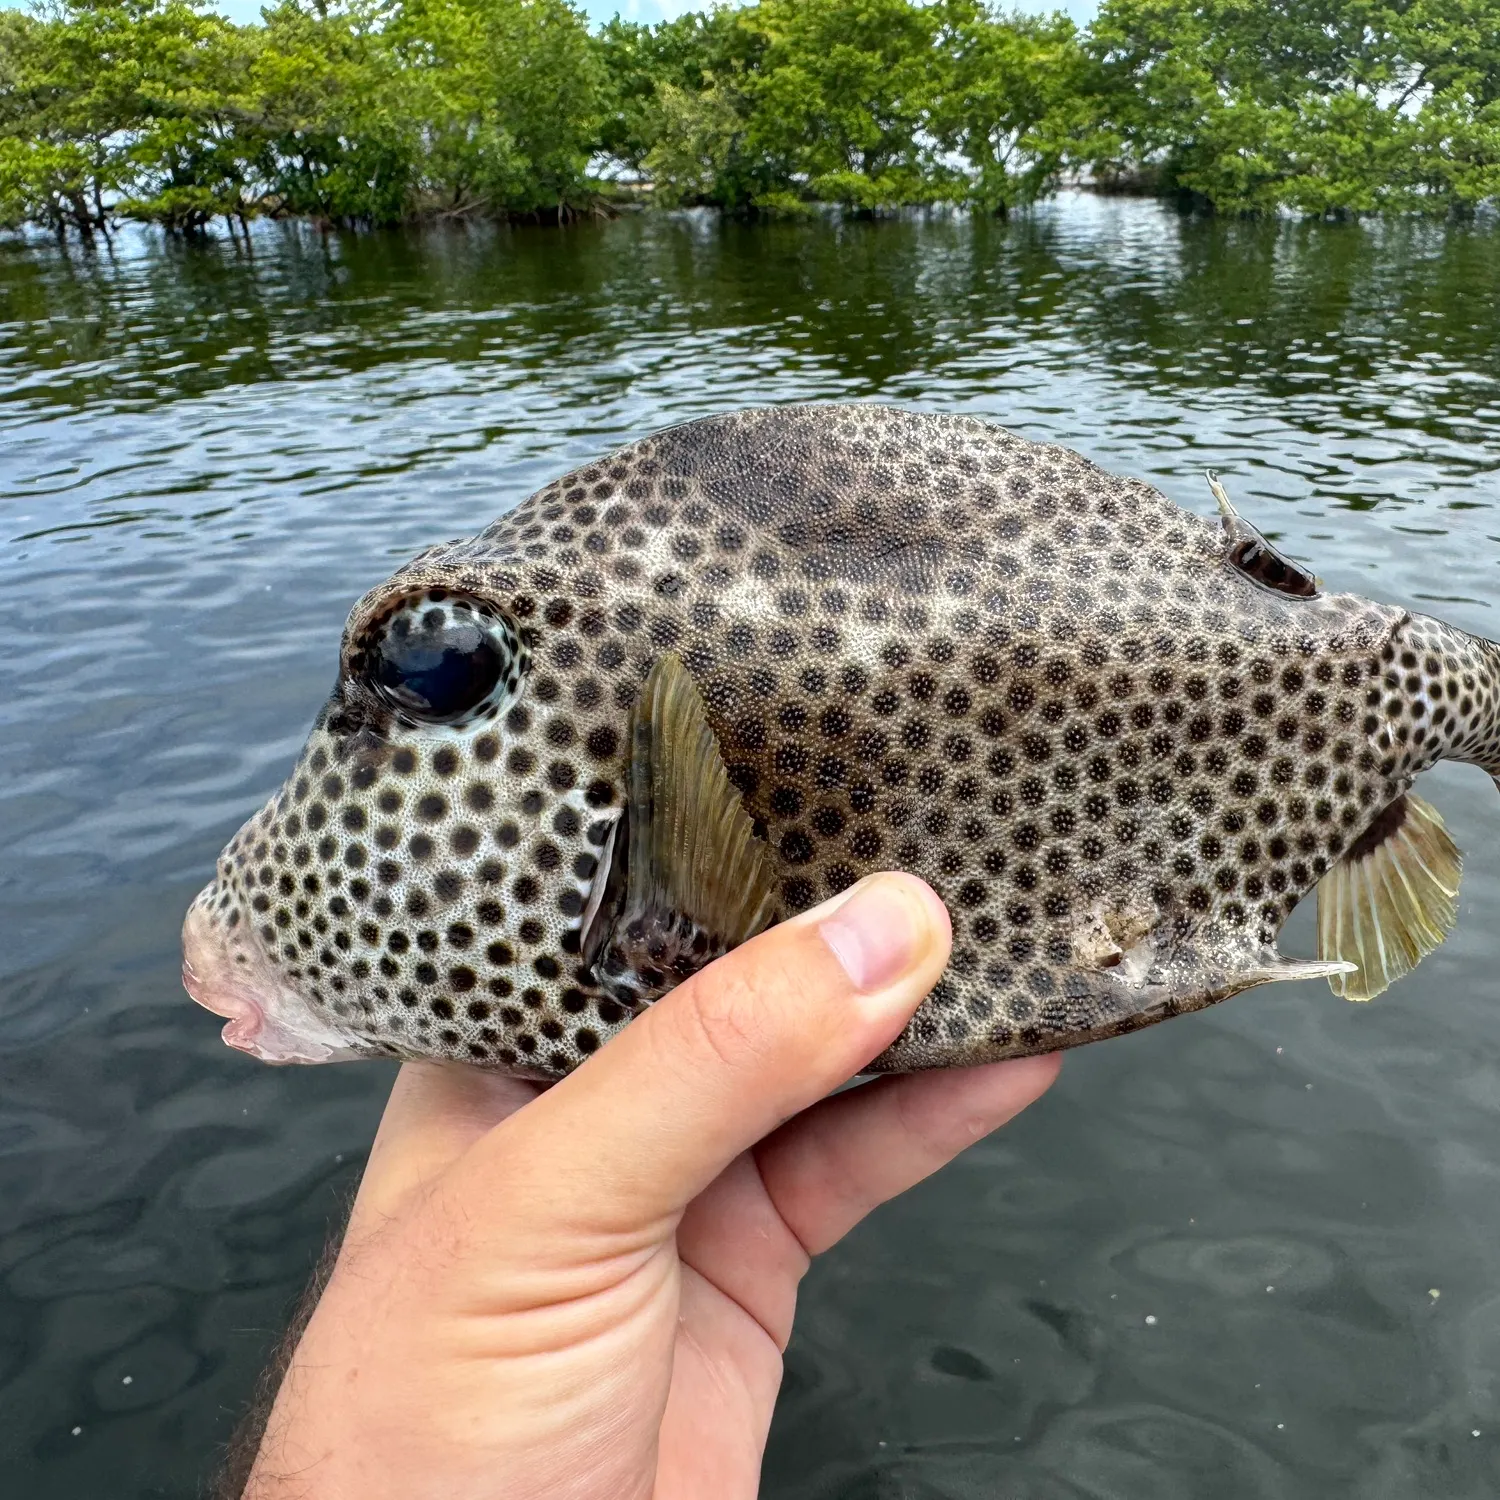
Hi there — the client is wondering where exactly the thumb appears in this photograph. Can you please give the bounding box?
[461,872,952,1234]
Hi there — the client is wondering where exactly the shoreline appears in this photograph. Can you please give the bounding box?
[7,181,1492,248]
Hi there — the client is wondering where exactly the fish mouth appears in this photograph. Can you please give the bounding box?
[181,896,365,1065]
[181,941,267,1054]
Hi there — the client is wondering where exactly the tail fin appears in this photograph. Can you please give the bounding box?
[1380,615,1500,782]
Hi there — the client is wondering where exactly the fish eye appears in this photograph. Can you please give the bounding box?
[366,595,524,724]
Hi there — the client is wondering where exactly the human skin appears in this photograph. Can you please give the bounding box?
[240,873,1061,1500]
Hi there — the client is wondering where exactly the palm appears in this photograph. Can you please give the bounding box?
[453,1071,1051,1500]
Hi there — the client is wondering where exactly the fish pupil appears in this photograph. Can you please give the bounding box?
[374,617,505,721]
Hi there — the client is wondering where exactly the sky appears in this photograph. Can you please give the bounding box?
[0,0,1099,32]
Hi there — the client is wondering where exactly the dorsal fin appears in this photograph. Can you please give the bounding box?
[1207,472,1321,599]
[587,653,775,1004]
[1316,792,1462,1001]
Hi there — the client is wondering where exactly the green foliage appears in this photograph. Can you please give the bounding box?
[391,0,605,218]
[1082,0,1500,213]
[596,8,755,175]
[1,0,1498,233]
[929,0,1088,213]
[0,0,185,232]
[639,80,745,207]
[248,1,418,226]
[597,0,1083,214]
[0,0,603,232]
[736,0,945,210]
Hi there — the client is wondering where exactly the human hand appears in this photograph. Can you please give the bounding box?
[240,873,1061,1500]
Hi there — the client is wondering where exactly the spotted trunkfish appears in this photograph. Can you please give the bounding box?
[181,405,1498,1079]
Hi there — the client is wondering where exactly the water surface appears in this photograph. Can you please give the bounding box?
[3,196,1500,1497]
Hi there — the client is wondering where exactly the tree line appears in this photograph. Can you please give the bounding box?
[3,0,1498,236]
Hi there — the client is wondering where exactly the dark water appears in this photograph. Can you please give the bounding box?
[3,195,1500,1498]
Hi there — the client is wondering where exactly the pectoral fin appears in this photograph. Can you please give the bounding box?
[1316,792,1462,1002]
[587,652,775,1004]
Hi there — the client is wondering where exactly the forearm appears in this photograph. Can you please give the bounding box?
[211,1220,347,1500]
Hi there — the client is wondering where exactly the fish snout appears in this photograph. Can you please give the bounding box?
[181,887,365,1065]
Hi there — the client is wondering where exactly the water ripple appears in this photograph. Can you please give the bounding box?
[3,197,1500,1497]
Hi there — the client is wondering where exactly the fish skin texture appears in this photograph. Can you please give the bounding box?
[186,406,1500,1076]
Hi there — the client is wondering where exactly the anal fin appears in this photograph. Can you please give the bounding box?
[1316,792,1462,1002]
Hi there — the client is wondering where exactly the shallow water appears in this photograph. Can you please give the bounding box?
[3,195,1500,1498]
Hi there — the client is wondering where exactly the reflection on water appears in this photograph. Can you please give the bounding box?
[2,195,1499,1497]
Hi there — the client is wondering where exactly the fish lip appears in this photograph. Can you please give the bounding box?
[181,897,363,1065]
[182,959,267,1054]
[181,907,270,1053]
[182,949,239,1021]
